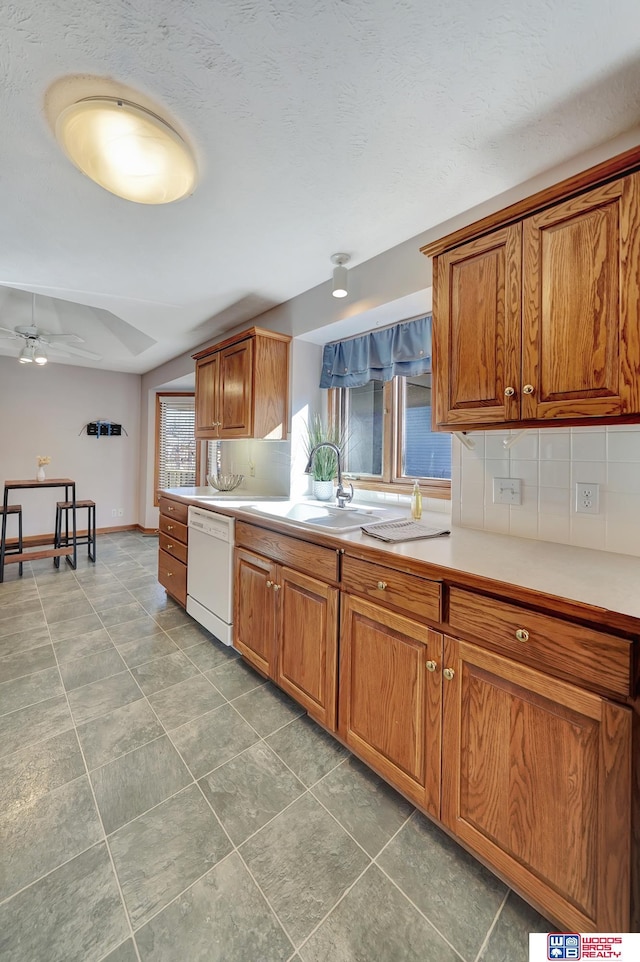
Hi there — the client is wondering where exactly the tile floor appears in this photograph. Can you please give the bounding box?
[0,531,550,962]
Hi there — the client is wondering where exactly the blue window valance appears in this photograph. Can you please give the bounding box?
[319,315,432,389]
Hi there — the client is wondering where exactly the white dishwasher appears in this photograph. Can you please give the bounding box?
[186,506,235,646]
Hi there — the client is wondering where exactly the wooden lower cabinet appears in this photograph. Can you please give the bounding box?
[339,594,441,815]
[440,634,632,932]
[234,547,339,729]
[233,547,277,677]
[157,496,188,608]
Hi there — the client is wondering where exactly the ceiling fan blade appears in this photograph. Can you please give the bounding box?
[46,342,102,360]
[0,326,21,337]
[42,332,84,343]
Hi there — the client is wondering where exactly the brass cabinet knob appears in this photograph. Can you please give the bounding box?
[504,386,515,397]
[523,384,535,395]
[425,660,437,672]
[273,583,281,591]
[167,506,175,512]
[167,525,174,531]
[166,543,173,550]
[377,581,387,590]
[443,667,455,681]
[166,571,173,578]
[266,580,273,588]
[515,628,529,642]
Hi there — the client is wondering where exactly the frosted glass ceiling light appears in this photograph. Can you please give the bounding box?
[19,343,35,364]
[34,346,48,365]
[55,98,197,204]
[331,253,350,298]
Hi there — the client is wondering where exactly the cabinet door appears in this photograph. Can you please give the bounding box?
[522,172,640,420]
[441,635,631,932]
[218,339,254,439]
[233,547,276,677]
[339,595,441,814]
[275,567,338,731]
[195,352,220,439]
[433,224,521,426]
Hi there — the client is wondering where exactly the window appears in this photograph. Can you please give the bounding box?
[154,394,200,505]
[331,373,451,497]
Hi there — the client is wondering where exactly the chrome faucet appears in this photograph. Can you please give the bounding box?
[304,442,354,508]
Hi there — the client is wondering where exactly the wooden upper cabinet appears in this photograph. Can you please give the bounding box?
[218,339,253,438]
[434,225,521,426]
[193,327,291,440]
[426,160,640,430]
[522,175,640,420]
[195,351,220,438]
[441,635,632,932]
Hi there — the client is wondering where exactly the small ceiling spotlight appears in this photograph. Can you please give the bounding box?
[331,253,350,298]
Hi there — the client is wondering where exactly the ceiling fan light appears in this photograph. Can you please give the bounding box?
[34,348,48,365]
[19,344,35,363]
[55,98,197,204]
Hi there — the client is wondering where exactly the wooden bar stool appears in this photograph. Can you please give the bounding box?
[0,504,24,577]
[54,500,96,566]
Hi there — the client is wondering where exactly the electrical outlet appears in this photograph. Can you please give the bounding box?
[248,459,255,477]
[493,477,522,505]
[117,508,124,517]
[111,508,117,518]
[575,482,600,514]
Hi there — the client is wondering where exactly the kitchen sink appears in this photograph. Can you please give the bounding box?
[244,500,406,533]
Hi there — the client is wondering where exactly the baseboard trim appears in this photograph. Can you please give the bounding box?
[3,524,143,549]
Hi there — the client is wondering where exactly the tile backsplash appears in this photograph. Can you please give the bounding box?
[452,425,640,557]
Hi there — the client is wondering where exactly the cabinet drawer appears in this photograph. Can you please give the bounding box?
[342,556,442,624]
[158,549,187,607]
[159,532,188,565]
[159,514,188,545]
[158,497,189,526]
[448,587,633,698]
[235,521,339,582]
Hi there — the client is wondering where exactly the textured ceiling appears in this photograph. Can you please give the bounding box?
[1,0,640,372]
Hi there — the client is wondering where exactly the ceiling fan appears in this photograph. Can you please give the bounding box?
[0,294,102,364]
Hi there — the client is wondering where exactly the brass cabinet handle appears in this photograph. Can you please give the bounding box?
[167,506,175,512]
[166,543,173,550]
[166,525,174,531]
[273,583,281,591]
[443,667,455,681]
[266,580,273,588]
[377,581,387,590]
[426,660,437,672]
[523,384,535,395]
[166,571,173,578]
[504,386,515,397]
[515,628,529,642]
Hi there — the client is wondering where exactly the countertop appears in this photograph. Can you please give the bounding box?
[161,488,640,628]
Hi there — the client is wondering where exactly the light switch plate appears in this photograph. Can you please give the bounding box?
[493,477,522,505]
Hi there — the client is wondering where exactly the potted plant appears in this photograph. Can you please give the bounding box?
[302,413,345,501]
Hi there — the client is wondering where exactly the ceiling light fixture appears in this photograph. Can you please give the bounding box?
[34,346,48,365]
[19,343,35,364]
[55,97,197,204]
[331,253,350,298]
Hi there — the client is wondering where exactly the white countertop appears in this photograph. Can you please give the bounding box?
[162,490,640,624]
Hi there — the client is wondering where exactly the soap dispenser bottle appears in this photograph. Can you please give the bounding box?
[410,480,422,520]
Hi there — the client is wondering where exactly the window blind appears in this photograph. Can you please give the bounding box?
[157,395,197,489]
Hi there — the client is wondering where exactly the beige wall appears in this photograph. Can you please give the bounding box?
[0,356,140,536]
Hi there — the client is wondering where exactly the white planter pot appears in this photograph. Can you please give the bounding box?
[313,479,334,501]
